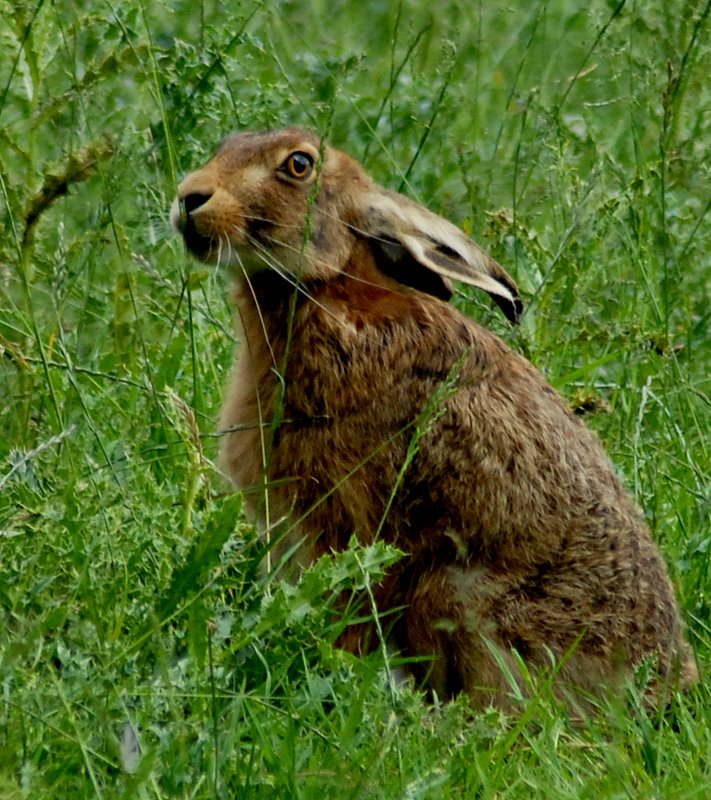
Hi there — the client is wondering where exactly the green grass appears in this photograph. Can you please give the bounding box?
[1,0,710,796]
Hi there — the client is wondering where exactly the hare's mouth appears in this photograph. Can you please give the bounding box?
[170,195,218,262]
[181,219,215,261]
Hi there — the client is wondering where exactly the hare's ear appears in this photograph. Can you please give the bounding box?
[361,189,523,323]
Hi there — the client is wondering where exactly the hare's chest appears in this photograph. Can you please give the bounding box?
[217,345,280,493]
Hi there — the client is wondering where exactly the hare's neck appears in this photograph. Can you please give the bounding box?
[219,272,299,495]
[231,271,299,365]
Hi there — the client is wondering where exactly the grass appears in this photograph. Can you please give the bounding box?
[1,0,710,796]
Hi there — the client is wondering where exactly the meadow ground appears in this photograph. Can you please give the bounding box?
[1,0,710,797]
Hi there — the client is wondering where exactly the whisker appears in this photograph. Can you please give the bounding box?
[146,216,178,245]
[238,211,303,232]
[224,233,234,269]
[237,252,279,369]
[251,214,409,296]
[233,234,426,346]
[241,234,345,324]
[222,233,234,270]
[212,203,417,298]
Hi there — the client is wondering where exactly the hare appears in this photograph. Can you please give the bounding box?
[171,127,697,707]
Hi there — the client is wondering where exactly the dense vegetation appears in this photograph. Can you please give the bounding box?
[1,0,709,796]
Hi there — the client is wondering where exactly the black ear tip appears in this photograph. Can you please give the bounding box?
[495,295,524,324]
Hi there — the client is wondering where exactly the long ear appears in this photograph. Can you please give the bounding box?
[360,188,523,324]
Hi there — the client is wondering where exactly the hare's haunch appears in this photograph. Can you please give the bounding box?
[172,127,697,706]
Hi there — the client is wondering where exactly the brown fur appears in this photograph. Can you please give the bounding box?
[171,127,697,707]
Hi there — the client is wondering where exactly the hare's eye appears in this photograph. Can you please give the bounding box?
[281,151,314,181]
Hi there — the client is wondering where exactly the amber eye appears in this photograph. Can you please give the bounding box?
[281,151,315,181]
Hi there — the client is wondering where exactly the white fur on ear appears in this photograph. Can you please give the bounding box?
[361,190,522,323]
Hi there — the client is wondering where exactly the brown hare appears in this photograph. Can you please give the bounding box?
[171,127,697,707]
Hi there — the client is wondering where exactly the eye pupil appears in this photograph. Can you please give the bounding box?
[291,155,308,174]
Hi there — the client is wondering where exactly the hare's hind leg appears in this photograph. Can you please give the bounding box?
[331,565,517,704]
[397,565,526,707]
[399,563,623,708]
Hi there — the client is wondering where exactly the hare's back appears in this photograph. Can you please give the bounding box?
[290,284,631,554]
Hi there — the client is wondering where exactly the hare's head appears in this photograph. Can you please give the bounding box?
[172,127,522,322]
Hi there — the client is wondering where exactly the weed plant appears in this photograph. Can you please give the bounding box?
[0,0,709,797]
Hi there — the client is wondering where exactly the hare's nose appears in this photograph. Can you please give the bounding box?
[181,192,213,215]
